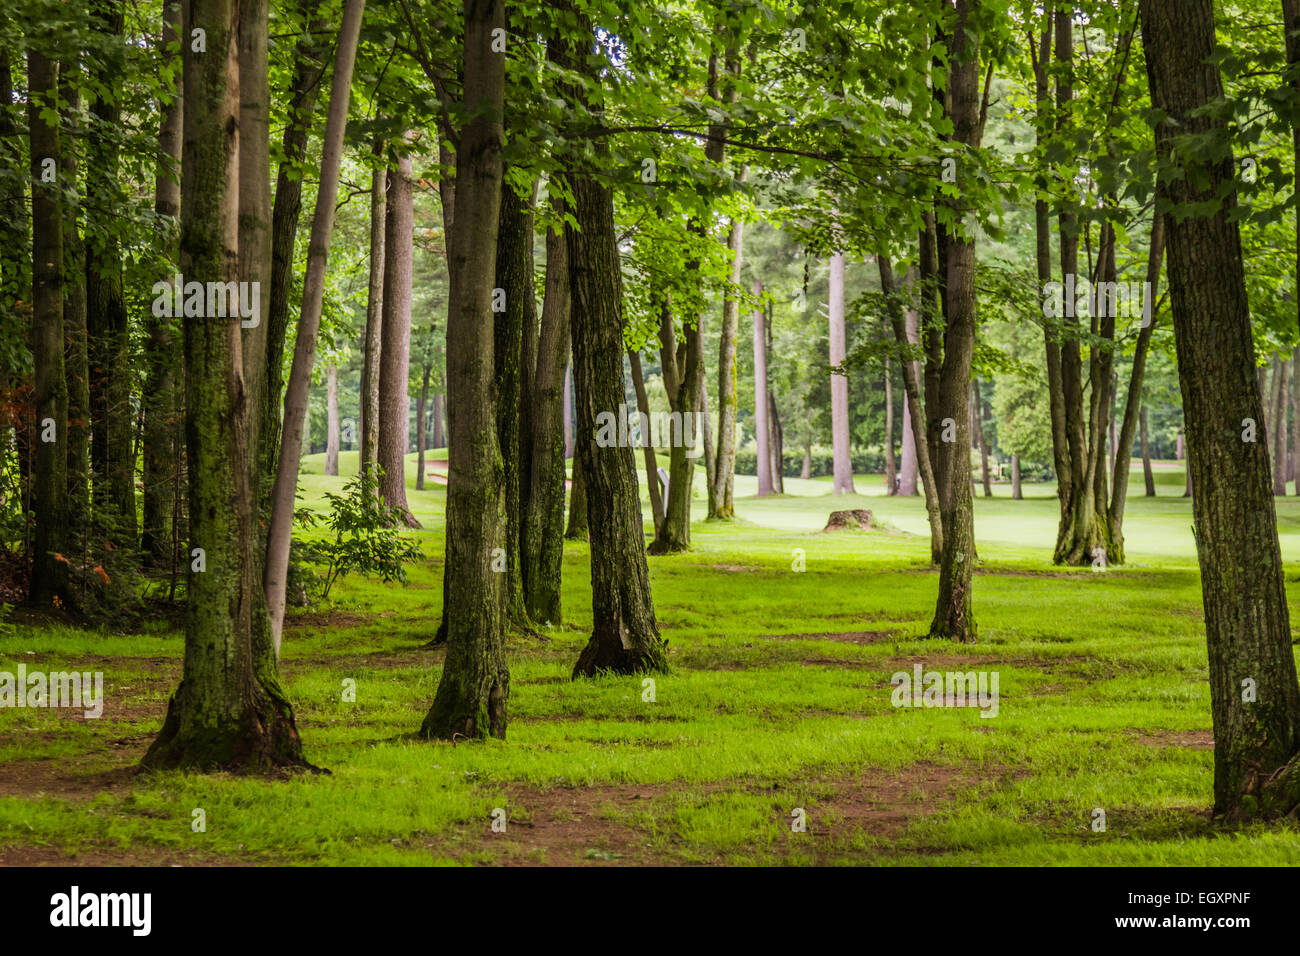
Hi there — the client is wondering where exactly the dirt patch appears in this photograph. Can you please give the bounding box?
[285,611,373,630]
[762,631,895,645]
[1132,729,1214,750]
[0,756,141,800]
[0,843,262,866]
[704,564,762,573]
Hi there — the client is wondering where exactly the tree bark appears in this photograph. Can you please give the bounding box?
[263,0,366,651]
[559,9,668,676]
[884,357,897,494]
[142,0,183,566]
[829,251,855,494]
[649,288,700,553]
[143,0,309,771]
[1011,455,1022,499]
[86,0,135,544]
[25,49,67,607]
[880,256,942,562]
[359,145,385,481]
[325,364,340,476]
[520,195,570,625]
[929,0,981,643]
[421,0,509,739]
[1140,405,1156,496]
[261,4,330,492]
[974,379,991,497]
[711,214,744,518]
[1108,214,1165,559]
[752,279,772,496]
[1273,355,1289,496]
[1141,0,1300,819]
[59,68,90,542]
[629,349,665,533]
[377,148,418,526]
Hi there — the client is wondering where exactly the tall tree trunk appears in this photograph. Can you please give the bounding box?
[564,445,588,540]
[377,149,418,526]
[563,361,574,459]
[1293,345,1300,494]
[1011,455,1022,499]
[359,145,385,481]
[828,251,855,493]
[899,390,918,494]
[1141,0,1300,819]
[263,0,366,651]
[560,9,667,676]
[414,362,429,490]
[880,257,943,562]
[974,379,991,497]
[769,387,785,493]
[752,279,772,496]
[884,357,897,494]
[492,174,535,628]
[711,214,744,518]
[25,49,67,607]
[262,5,330,492]
[1284,0,1300,339]
[431,392,445,449]
[649,289,699,553]
[142,0,183,566]
[1273,355,1290,496]
[629,349,665,533]
[421,0,509,739]
[1140,405,1156,496]
[325,364,340,476]
[143,0,309,771]
[929,0,981,643]
[1108,215,1165,559]
[520,195,570,625]
[86,0,135,544]
[59,68,90,542]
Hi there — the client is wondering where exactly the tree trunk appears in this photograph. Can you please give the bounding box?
[1293,345,1300,494]
[829,251,855,493]
[883,357,896,494]
[769,387,785,493]
[359,145,385,481]
[974,379,991,497]
[560,10,667,676]
[421,0,509,740]
[711,215,744,518]
[629,349,665,533]
[880,257,943,562]
[25,49,67,607]
[377,148,418,526]
[650,289,699,553]
[414,362,428,491]
[899,389,918,495]
[142,0,183,566]
[1141,0,1300,819]
[563,361,574,459]
[520,195,570,625]
[262,7,330,492]
[143,0,309,771]
[564,444,588,540]
[929,0,981,643]
[326,364,340,476]
[1140,406,1156,497]
[492,173,535,629]
[86,0,135,545]
[1011,455,1022,499]
[59,68,90,543]
[1108,215,1165,558]
[1284,0,1300,340]
[431,392,445,449]
[752,279,772,496]
[1273,355,1289,496]
[262,0,366,651]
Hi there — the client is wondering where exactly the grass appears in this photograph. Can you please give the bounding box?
[2,450,1299,865]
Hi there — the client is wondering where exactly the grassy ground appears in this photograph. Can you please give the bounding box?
[2,451,1299,865]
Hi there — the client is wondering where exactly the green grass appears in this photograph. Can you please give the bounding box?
[2,452,1299,865]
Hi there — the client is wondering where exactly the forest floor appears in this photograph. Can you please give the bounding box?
[2,452,1300,865]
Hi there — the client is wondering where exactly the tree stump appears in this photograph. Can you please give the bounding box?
[823,509,873,532]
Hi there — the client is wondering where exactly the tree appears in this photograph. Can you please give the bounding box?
[828,251,856,494]
[752,278,773,496]
[143,0,308,770]
[25,46,67,608]
[263,0,367,652]
[420,0,509,739]
[1140,0,1300,818]
[359,147,386,482]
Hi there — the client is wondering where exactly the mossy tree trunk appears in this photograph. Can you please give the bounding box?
[26,48,68,608]
[1141,0,1300,820]
[421,0,509,740]
[143,0,309,771]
